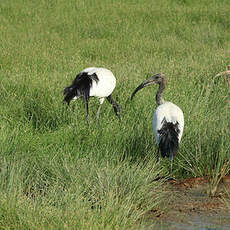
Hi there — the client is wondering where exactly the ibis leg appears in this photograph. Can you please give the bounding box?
[96,104,102,120]
[170,156,174,178]
[85,100,89,121]
[96,98,105,120]
[157,148,160,162]
[153,136,160,162]
[106,94,122,117]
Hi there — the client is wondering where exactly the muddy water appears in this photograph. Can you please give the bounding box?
[147,176,230,230]
[151,212,230,230]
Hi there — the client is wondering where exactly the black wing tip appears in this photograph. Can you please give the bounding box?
[63,85,76,105]
[63,86,72,95]
[63,99,70,105]
[63,93,72,105]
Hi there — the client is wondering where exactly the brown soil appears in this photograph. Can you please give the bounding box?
[148,174,230,230]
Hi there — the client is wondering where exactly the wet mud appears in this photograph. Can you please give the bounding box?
[148,174,230,230]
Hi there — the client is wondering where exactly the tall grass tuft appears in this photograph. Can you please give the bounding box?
[0,153,164,229]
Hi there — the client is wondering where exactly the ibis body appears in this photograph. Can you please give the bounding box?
[63,67,122,119]
[131,73,184,176]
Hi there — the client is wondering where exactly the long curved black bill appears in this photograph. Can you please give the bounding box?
[131,79,154,100]
[131,83,145,100]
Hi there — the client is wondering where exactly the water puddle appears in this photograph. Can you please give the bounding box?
[151,213,230,230]
[147,175,230,230]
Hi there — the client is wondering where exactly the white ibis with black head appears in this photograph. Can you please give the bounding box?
[63,67,122,120]
[131,73,184,177]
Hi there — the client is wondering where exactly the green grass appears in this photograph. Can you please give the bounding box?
[0,0,230,228]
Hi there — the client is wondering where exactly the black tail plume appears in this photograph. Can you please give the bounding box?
[63,72,99,105]
[158,119,180,159]
[63,86,77,105]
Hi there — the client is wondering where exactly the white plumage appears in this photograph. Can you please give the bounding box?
[131,73,184,177]
[63,67,121,119]
[153,102,184,145]
[79,67,116,99]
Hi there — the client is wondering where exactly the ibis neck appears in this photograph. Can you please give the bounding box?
[156,82,165,105]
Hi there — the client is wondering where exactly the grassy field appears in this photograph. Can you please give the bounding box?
[0,0,230,229]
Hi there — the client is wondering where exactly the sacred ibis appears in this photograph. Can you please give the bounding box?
[63,67,122,120]
[131,73,184,177]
